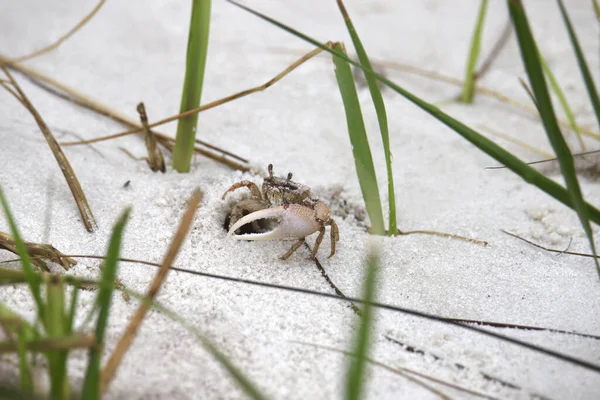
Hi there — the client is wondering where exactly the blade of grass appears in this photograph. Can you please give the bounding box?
[509,0,599,276]
[2,269,267,399]
[332,43,385,235]
[539,53,584,150]
[45,276,70,399]
[345,249,379,400]
[225,0,600,227]
[594,0,600,21]
[66,285,79,334]
[336,0,396,235]
[461,0,489,103]
[16,333,34,394]
[101,190,202,394]
[0,304,36,393]
[82,208,130,399]
[0,187,45,318]
[556,0,600,128]
[173,0,212,172]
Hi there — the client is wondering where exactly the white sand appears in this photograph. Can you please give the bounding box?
[1,0,599,398]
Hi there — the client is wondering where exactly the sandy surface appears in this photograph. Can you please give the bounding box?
[1,0,600,398]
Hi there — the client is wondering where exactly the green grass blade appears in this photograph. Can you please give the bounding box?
[594,0,600,21]
[509,0,599,276]
[556,0,600,129]
[45,277,70,399]
[345,250,379,400]
[0,187,45,318]
[66,286,79,334]
[16,333,34,393]
[461,0,489,103]
[336,0,396,235]
[225,0,600,227]
[540,53,584,150]
[173,0,212,172]
[123,290,267,400]
[82,208,130,399]
[0,304,36,393]
[332,43,385,235]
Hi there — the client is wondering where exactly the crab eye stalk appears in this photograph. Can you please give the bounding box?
[287,172,293,181]
[268,163,274,178]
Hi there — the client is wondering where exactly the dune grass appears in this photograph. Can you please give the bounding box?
[0,187,267,399]
[173,0,212,172]
[3,0,600,398]
[345,249,379,400]
[332,42,385,236]
[508,0,599,276]
[461,0,488,103]
[556,0,600,130]
[226,1,600,237]
[82,209,129,399]
[0,184,128,399]
[539,53,584,150]
[336,0,397,236]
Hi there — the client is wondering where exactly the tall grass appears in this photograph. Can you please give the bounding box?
[331,42,385,236]
[508,0,599,276]
[345,249,379,400]
[540,53,584,150]
[1,187,267,398]
[0,186,129,398]
[556,0,600,130]
[173,0,212,172]
[336,0,397,235]
[226,0,600,276]
[461,0,488,103]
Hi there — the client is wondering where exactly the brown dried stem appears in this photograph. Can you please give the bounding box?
[0,54,249,170]
[271,47,600,140]
[0,66,97,232]
[297,342,499,400]
[137,102,166,172]
[59,46,327,147]
[478,124,554,158]
[0,232,76,271]
[100,189,202,394]
[474,19,513,80]
[7,0,106,63]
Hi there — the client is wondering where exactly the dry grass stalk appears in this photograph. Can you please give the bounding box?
[397,229,488,246]
[473,19,512,81]
[100,189,202,394]
[366,226,488,246]
[478,124,554,158]
[58,46,327,147]
[271,47,600,141]
[8,0,106,63]
[0,67,97,232]
[0,54,248,171]
[137,102,166,172]
[0,232,76,271]
[0,334,96,353]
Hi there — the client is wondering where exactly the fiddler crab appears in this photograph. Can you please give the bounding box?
[222,164,339,260]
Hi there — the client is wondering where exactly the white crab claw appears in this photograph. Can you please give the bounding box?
[227,205,319,241]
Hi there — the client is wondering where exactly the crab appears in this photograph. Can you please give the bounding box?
[222,164,339,260]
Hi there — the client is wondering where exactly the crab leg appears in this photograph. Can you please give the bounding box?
[281,239,305,260]
[221,180,262,200]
